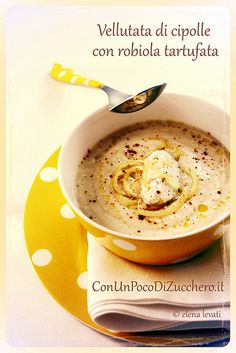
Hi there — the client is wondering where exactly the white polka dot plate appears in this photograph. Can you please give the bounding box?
[24,149,229,347]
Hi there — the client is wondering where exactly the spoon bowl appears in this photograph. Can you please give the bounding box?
[104,84,167,113]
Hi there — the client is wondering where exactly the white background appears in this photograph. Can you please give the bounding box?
[6,6,229,346]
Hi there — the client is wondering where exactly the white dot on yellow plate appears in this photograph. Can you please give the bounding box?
[113,239,136,251]
[39,167,57,182]
[60,203,76,219]
[77,272,88,290]
[32,249,52,266]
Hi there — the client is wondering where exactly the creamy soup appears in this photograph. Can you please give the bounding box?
[75,121,230,237]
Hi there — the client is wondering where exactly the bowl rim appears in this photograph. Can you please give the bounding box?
[58,93,230,241]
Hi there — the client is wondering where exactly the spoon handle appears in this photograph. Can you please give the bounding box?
[50,63,103,88]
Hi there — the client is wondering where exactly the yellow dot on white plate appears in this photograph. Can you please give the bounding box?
[32,249,52,267]
[60,203,76,219]
[112,239,136,251]
[77,272,88,290]
[39,167,57,182]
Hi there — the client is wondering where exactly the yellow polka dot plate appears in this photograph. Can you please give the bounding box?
[24,148,229,347]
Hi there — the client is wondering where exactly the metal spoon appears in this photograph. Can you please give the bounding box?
[50,63,166,114]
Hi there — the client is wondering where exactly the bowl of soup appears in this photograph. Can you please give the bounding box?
[58,94,230,265]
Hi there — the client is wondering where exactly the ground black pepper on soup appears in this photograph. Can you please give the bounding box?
[75,120,230,237]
